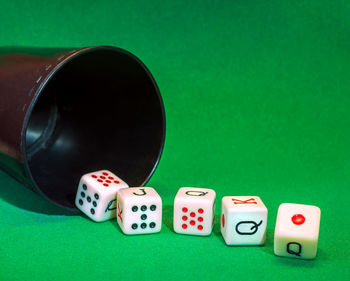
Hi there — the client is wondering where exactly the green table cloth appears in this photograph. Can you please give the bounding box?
[1,1,349,280]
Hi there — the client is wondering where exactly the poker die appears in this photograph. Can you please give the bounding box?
[173,187,216,236]
[75,170,129,222]
[116,187,162,235]
[221,196,268,245]
[274,203,321,259]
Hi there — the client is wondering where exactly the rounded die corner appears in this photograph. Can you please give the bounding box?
[116,187,128,196]
[313,205,321,216]
[278,203,290,209]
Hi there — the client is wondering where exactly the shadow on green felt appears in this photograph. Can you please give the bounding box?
[0,171,76,215]
[259,228,275,255]
[272,254,319,268]
[0,153,76,215]
[163,205,174,232]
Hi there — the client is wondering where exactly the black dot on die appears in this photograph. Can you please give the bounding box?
[90,208,95,215]
[150,222,156,228]
[79,199,83,206]
[132,206,138,212]
[132,223,138,229]
[141,205,147,211]
[94,193,99,200]
[150,205,156,211]
[81,192,85,198]
[141,214,147,220]
[93,201,97,207]
[87,196,91,203]
[82,184,87,190]
[141,223,147,229]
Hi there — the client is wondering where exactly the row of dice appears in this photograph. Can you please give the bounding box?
[174,187,321,260]
[75,170,321,259]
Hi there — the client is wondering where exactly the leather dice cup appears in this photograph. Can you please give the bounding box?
[0,46,166,211]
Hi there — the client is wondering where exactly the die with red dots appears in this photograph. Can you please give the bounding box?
[274,203,321,259]
[75,170,129,222]
[173,187,216,236]
[221,196,267,245]
[116,187,162,235]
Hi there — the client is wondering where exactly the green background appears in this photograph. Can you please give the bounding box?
[1,1,350,280]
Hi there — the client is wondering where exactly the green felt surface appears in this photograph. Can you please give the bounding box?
[1,1,350,280]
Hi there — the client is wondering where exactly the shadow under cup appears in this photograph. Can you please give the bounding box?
[1,47,165,210]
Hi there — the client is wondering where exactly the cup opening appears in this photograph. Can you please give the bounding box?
[24,47,165,210]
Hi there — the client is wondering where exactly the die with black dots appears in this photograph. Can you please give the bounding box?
[116,187,162,235]
[75,170,129,222]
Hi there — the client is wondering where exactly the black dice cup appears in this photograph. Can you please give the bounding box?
[0,46,166,210]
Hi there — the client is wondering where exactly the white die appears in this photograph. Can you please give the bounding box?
[116,187,162,235]
[75,170,128,222]
[274,203,321,259]
[173,187,216,236]
[221,196,267,245]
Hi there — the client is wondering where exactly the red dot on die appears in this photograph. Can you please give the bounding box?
[108,176,114,180]
[103,172,108,176]
[114,181,120,184]
[190,220,195,226]
[100,176,106,179]
[198,217,203,222]
[182,207,188,213]
[222,214,225,227]
[182,224,187,229]
[182,216,188,221]
[291,214,305,225]
[190,212,196,217]
[97,179,103,182]
[106,180,111,183]
[91,175,97,178]
[198,208,204,214]
[198,225,203,231]
[103,184,109,187]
